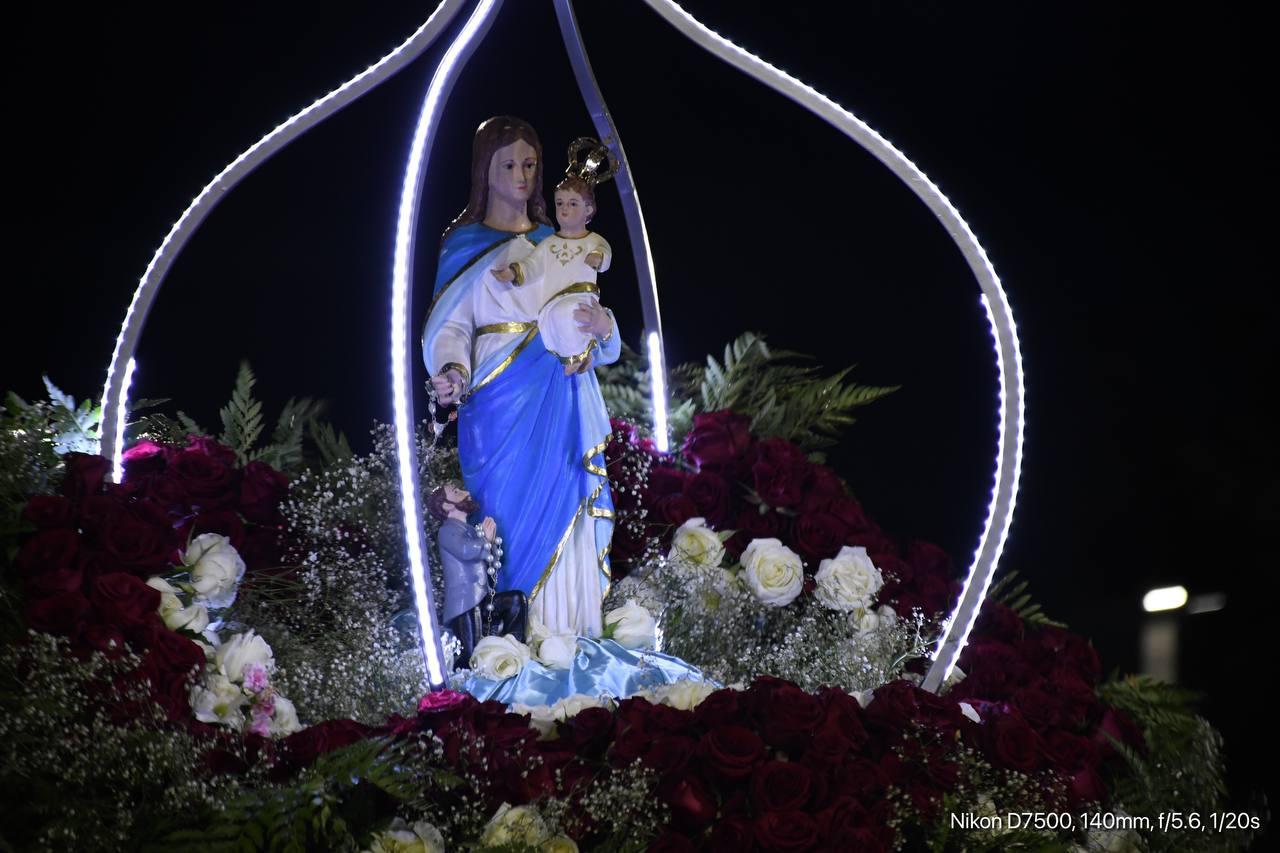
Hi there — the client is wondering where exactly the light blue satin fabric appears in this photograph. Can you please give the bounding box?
[455,637,716,704]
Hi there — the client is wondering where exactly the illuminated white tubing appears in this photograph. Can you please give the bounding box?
[98,0,471,480]
[643,0,1026,694]
[1143,586,1188,613]
[392,0,506,688]
[647,331,671,452]
[110,358,137,483]
[551,0,666,358]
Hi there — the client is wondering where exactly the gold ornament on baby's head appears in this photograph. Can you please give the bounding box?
[564,137,619,187]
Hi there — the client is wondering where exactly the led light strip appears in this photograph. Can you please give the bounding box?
[110,358,137,483]
[647,331,671,451]
[98,0,470,479]
[642,0,1026,693]
[392,0,506,688]
[551,0,669,447]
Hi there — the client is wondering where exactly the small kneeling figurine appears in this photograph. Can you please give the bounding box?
[428,482,527,668]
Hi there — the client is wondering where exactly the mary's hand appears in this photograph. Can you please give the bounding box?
[431,368,467,405]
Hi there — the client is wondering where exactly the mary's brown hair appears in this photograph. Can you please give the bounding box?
[442,116,553,242]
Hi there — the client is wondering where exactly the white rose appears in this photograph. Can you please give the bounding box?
[667,517,725,568]
[637,679,717,710]
[542,836,579,853]
[184,533,246,609]
[536,633,578,669]
[814,546,883,611]
[480,803,548,848]
[146,576,180,595]
[877,604,898,628]
[740,538,804,607]
[270,694,303,736]
[603,599,656,649]
[156,591,210,633]
[470,634,532,680]
[552,693,612,720]
[511,702,559,738]
[189,671,247,726]
[855,606,880,634]
[365,818,445,853]
[216,629,275,684]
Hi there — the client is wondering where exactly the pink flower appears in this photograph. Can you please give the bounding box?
[243,662,270,693]
[248,703,272,737]
[418,689,468,712]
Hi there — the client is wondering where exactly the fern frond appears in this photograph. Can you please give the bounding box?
[219,361,264,462]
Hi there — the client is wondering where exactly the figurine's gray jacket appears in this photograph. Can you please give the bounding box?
[437,518,488,622]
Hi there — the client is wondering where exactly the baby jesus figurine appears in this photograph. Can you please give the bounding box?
[428,482,527,668]
[492,174,614,372]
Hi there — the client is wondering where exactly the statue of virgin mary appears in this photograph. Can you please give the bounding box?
[421,116,618,638]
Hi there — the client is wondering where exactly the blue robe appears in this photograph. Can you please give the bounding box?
[422,223,617,615]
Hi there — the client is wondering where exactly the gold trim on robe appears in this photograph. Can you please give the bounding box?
[528,432,615,605]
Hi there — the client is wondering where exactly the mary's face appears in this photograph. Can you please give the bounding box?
[487,139,538,208]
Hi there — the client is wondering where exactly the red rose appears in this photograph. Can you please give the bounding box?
[726,507,786,557]
[646,463,689,500]
[564,706,616,758]
[693,688,744,727]
[872,552,912,585]
[142,623,206,677]
[753,811,817,852]
[1025,627,1102,685]
[989,713,1044,772]
[1069,766,1107,809]
[974,601,1025,644]
[816,796,893,850]
[186,509,246,551]
[276,719,373,776]
[184,435,238,464]
[846,525,897,558]
[643,735,697,776]
[26,566,85,597]
[907,540,953,579]
[78,622,128,659]
[143,475,192,511]
[697,724,765,780]
[799,465,845,513]
[682,411,754,471]
[21,495,75,529]
[1093,707,1145,759]
[24,591,91,635]
[647,831,697,853]
[828,496,870,532]
[95,506,177,576]
[1045,671,1102,729]
[708,817,754,853]
[90,572,161,628]
[751,760,813,812]
[171,446,239,510]
[239,461,289,523]
[791,513,848,566]
[1012,686,1062,732]
[121,439,171,481]
[62,453,111,502]
[1046,730,1099,773]
[683,471,734,528]
[754,683,825,753]
[16,529,81,578]
[653,494,698,528]
[750,440,807,509]
[659,771,717,828]
[831,758,889,800]
[417,689,469,712]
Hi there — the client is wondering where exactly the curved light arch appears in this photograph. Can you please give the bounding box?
[391,0,508,688]
[641,0,1026,693]
[98,0,471,477]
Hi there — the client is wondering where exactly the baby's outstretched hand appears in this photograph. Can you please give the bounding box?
[492,265,515,282]
[585,250,605,271]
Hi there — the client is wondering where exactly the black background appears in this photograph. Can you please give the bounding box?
[7,0,1274,833]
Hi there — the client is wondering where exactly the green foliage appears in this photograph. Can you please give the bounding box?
[597,333,897,451]
[989,569,1068,629]
[144,737,424,853]
[1097,675,1257,852]
[136,361,349,476]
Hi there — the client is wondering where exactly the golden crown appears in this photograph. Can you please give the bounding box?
[564,137,619,186]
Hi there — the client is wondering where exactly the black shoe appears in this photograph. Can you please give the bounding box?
[491,590,528,643]
[447,609,483,670]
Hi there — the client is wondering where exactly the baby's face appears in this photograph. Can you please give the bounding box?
[554,190,591,232]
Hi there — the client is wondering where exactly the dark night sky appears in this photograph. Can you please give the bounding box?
[7,1,1275,819]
